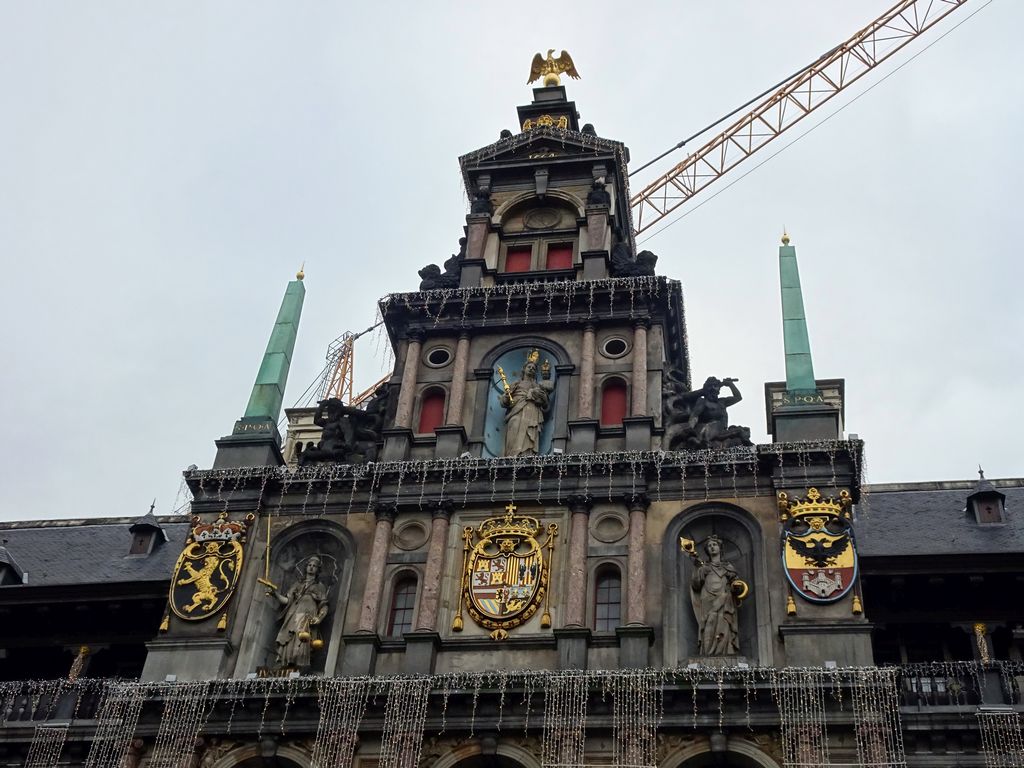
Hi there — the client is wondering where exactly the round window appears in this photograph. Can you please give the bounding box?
[601,337,629,358]
[425,347,453,367]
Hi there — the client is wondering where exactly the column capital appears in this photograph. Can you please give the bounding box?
[583,321,597,333]
[632,317,651,330]
[432,500,454,521]
[405,328,426,343]
[565,494,593,514]
[625,493,650,513]
[374,503,399,524]
[458,331,471,341]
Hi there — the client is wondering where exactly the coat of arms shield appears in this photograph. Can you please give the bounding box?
[778,488,858,603]
[169,511,249,621]
[453,504,557,640]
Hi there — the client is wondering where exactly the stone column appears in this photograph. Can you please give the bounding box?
[630,320,649,417]
[416,502,453,631]
[393,331,424,429]
[578,324,596,420]
[447,333,471,425]
[625,495,649,625]
[357,505,397,633]
[563,495,592,627]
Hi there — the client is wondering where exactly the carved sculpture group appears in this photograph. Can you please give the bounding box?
[664,371,753,450]
[297,387,389,466]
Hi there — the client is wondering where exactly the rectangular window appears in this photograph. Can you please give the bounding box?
[594,569,622,632]
[546,243,573,270]
[504,246,532,272]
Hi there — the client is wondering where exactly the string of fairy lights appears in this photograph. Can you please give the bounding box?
[3,664,1018,766]
[184,440,864,519]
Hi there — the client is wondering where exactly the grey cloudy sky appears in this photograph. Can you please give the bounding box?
[2,1,1021,521]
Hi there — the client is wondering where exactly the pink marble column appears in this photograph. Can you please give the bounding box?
[446,333,471,425]
[563,495,592,627]
[393,331,424,429]
[415,502,452,631]
[357,506,397,633]
[626,495,649,625]
[578,324,596,419]
[630,320,649,416]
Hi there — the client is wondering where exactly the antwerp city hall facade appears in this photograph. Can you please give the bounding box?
[1,83,1022,768]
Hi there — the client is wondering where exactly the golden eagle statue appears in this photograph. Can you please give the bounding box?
[528,49,581,87]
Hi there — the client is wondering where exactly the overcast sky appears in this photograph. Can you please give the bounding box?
[2,1,1021,521]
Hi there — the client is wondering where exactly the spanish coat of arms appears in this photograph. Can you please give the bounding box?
[778,488,857,603]
[452,504,557,641]
[169,511,250,621]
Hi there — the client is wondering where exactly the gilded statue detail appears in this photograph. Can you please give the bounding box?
[527,49,581,87]
[169,512,249,622]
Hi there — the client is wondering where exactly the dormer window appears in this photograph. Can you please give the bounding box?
[968,469,1006,525]
[0,542,24,586]
[127,506,167,556]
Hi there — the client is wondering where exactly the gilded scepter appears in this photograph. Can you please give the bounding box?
[496,366,513,403]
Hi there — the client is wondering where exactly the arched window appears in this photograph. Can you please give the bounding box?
[594,566,622,632]
[417,388,446,434]
[600,378,628,426]
[387,576,418,637]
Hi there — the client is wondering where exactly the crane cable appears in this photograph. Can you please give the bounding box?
[636,0,994,246]
[628,44,841,178]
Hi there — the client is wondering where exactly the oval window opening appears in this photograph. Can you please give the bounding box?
[426,347,452,367]
[602,338,628,358]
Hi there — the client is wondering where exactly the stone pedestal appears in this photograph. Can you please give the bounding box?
[381,427,412,461]
[585,205,609,251]
[779,622,874,666]
[567,419,598,454]
[616,625,654,669]
[340,633,380,676]
[402,632,441,675]
[622,416,654,451]
[581,250,609,281]
[686,655,748,668]
[141,637,233,681]
[554,627,591,670]
[434,425,468,458]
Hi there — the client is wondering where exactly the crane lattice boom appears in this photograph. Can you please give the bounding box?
[629,0,968,236]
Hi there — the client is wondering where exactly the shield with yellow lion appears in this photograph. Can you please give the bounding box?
[169,512,249,621]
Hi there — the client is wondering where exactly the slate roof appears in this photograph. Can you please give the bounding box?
[0,516,188,588]
[856,478,1024,557]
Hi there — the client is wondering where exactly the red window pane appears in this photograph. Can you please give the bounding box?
[600,380,628,426]
[505,246,532,272]
[546,243,573,270]
[418,390,446,434]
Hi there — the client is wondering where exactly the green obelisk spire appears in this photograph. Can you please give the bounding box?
[240,271,306,427]
[779,233,817,393]
[214,268,305,468]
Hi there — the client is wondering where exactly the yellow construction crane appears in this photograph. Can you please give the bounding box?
[315,321,388,407]
[629,0,969,236]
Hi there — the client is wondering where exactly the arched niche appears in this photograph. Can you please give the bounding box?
[235,519,355,676]
[662,504,773,667]
[476,337,572,458]
[493,191,585,229]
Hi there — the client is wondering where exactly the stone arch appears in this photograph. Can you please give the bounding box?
[660,738,781,768]
[430,741,542,768]
[661,502,773,667]
[234,518,356,677]
[206,740,311,768]
[493,189,585,223]
[475,337,573,458]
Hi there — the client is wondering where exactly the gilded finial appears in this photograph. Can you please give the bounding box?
[296,262,305,281]
[781,229,790,246]
[527,49,581,87]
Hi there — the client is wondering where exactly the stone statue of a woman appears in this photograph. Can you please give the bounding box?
[266,555,329,671]
[687,535,741,657]
[499,352,554,456]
